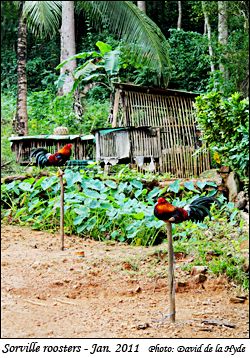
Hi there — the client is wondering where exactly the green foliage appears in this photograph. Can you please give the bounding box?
[1,93,17,173]
[27,90,54,134]
[81,99,110,133]
[118,41,169,87]
[195,91,249,181]
[1,37,60,92]
[167,28,211,92]
[224,29,249,96]
[1,169,248,287]
[23,1,62,38]
[26,37,60,91]
[1,48,17,92]
[27,90,80,134]
[1,93,16,126]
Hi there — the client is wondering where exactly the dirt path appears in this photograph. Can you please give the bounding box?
[1,224,249,338]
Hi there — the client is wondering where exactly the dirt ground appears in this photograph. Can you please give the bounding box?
[1,224,249,338]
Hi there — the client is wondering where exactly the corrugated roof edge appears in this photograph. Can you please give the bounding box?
[91,126,151,134]
[8,134,94,141]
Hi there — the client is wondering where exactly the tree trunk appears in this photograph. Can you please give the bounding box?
[177,1,182,30]
[60,1,83,119]
[202,1,215,73]
[60,1,76,94]
[218,1,229,80]
[137,1,146,13]
[15,1,28,136]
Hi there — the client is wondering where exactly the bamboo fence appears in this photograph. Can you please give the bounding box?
[9,135,95,165]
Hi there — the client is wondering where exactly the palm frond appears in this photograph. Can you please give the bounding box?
[77,1,171,86]
[23,1,62,38]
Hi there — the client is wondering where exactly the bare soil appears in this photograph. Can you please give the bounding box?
[1,224,249,338]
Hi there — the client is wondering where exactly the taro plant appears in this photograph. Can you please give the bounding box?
[1,170,166,245]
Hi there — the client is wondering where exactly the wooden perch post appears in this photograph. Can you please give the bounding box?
[58,169,65,251]
[166,221,175,322]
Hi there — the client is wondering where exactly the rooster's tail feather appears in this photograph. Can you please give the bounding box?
[30,148,50,167]
[188,196,220,222]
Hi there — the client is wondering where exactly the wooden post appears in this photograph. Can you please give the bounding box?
[58,169,65,251]
[166,221,175,322]
[112,89,120,128]
[156,128,163,172]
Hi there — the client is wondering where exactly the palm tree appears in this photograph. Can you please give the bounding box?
[15,1,28,136]
[14,1,61,135]
[15,0,171,134]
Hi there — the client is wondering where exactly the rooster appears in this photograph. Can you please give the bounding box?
[154,196,220,223]
[31,143,72,168]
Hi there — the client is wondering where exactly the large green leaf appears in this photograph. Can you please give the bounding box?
[184,181,195,191]
[132,212,145,220]
[41,176,57,190]
[18,182,33,192]
[206,182,217,188]
[84,178,104,191]
[103,49,120,76]
[56,51,99,70]
[196,181,207,190]
[82,73,106,83]
[131,179,143,190]
[96,41,112,55]
[184,181,200,193]
[105,180,117,189]
[83,188,106,199]
[73,61,99,80]
[168,180,180,193]
[23,1,62,38]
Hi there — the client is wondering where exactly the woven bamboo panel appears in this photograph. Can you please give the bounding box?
[129,129,160,158]
[113,87,210,177]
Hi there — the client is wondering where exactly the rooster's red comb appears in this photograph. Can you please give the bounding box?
[157,197,167,204]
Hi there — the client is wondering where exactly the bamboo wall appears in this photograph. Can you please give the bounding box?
[110,85,211,178]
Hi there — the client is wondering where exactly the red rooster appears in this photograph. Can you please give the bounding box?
[31,144,72,168]
[154,196,220,223]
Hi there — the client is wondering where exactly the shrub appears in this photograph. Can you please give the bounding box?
[167,28,211,92]
[194,91,249,182]
[81,99,110,133]
[27,90,81,134]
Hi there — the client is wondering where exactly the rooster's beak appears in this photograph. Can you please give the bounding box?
[168,217,175,222]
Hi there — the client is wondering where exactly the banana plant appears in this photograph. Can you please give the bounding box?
[56,41,121,93]
[56,40,122,123]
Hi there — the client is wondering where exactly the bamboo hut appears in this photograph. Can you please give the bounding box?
[94,83,210,177]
